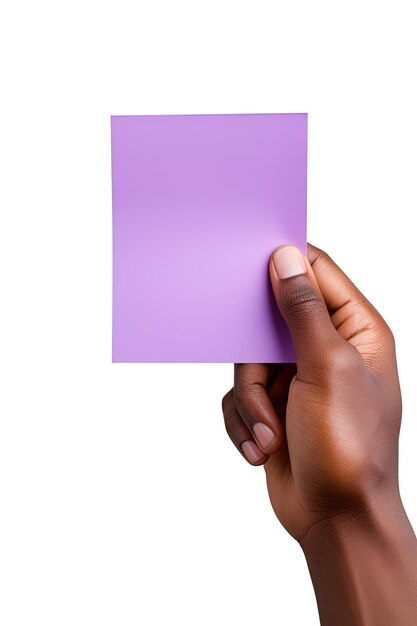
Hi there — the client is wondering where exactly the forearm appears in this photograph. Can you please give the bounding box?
[300,493,417,626]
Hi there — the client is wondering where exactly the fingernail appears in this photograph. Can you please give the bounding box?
[241,441,265,464]
[272,245,306,279]
[253,422,276,449]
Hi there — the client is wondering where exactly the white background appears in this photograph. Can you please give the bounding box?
[1,2,416,624]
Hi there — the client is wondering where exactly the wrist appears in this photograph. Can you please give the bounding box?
[300,489,415,555]
[300,491,417,626]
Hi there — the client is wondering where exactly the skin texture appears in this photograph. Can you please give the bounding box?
[222,243,417,625]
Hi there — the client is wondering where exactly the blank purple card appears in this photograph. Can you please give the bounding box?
[111,113,307,362]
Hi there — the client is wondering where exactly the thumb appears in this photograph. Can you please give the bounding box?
[269,245,342,380]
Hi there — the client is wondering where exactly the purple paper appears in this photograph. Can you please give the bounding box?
[111,113,307,362]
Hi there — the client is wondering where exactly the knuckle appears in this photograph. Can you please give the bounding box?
[233,383,262,408]
[232,385,247,411]
[381,321,396,350]
[223,404,240,438]
[233,385,256,423]
[368,317,397,358]
[323,340,362,378]
[281,281,323,320]
[221,388,233,414]
[308,244,332,268]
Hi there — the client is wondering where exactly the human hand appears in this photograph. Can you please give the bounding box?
[222,243,403,542]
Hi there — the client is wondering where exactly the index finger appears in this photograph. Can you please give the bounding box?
[307,243,394,375]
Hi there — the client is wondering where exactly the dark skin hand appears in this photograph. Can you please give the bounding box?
[222,243,417,625]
